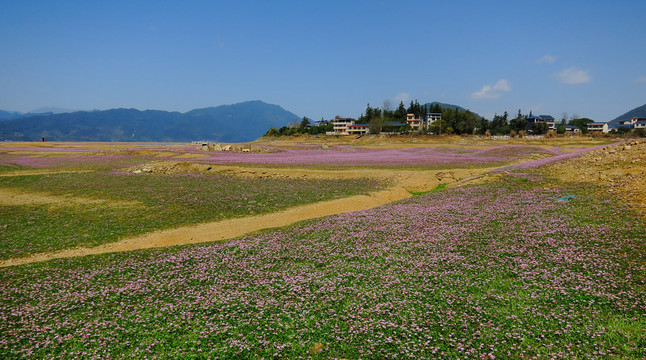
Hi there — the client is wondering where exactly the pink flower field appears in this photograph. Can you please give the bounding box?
[1,143,575,170]
[194,145,554,168]
[1,165,643,359]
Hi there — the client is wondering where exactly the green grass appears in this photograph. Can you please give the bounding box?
[0,171,385,259]
[0,163,28,173]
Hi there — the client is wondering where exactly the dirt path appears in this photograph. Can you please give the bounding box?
[0,167,488,267]
[0,169,95,177]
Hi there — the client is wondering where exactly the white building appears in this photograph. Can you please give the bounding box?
[406,112,442,131]
[330,116,368,135]
[588,122,609,133]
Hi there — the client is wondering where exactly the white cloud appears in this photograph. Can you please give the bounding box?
[556,67,592,84]
[636,76,646,83]
[471,79,511,100]
[392,92,410,104]
[536,54,557,64]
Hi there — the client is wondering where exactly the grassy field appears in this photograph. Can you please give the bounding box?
[0,139,643,359]
[0,171,384,259]
[1,168,643,359]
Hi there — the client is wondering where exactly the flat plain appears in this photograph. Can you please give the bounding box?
[0,135,644,359]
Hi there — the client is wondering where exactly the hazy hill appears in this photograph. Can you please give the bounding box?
[27,107,76,114]
[0,100,300,142]
[0,110,23,120]
[609,103,646,124]
[0,107,76,120]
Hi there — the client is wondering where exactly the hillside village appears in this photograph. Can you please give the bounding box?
[320,114,646,136]
[265,100,646,138]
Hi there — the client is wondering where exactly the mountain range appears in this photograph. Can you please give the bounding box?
[2,100,644,142]
[0,101,301,143]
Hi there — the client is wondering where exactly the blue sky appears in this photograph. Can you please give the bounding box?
[1,0,644,121]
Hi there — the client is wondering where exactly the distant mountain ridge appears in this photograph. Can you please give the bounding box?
[0,110,23,120]
[609,103,646,124]
[0,101,300,142]
[0,107,77,120]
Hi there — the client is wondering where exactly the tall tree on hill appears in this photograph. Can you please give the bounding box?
[455,110,480,134]
[510,109,528,132]
[382,100,393,113]
[490,112,510,135]
[478,116,490,134]
[394,101,407,122]
[300,117,310,129]
[407,100,422,115]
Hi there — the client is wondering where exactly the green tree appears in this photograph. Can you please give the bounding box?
[534,122,549,135]
[568,118,594,134]
[299,117,310,129]
[369,117,384,134]
[490,112,510,135]
[616,126,631,134]
[510,110,527,132]
[394,101,407,122]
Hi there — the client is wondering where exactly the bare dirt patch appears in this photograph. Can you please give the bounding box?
[546,139,646,219]
[126,161,489,192]
[0,187,142,208]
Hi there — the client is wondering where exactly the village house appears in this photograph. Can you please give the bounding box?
[406,112,442,131]
[406,113,423,130]
[588,122,609,133]
[426,112,442,124]
[527,115,556,131]
[330,116,368,135]
[604,117,646,132]
[564,125,580,133]
[620,117,646,126]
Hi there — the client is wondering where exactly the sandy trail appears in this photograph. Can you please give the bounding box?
[0,169,95,177]
[0,167,488,267]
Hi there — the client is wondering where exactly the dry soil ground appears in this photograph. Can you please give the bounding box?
[547,139,646,219]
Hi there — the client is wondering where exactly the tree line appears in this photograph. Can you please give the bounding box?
[264,100,603,136]
[357,101,599,135]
